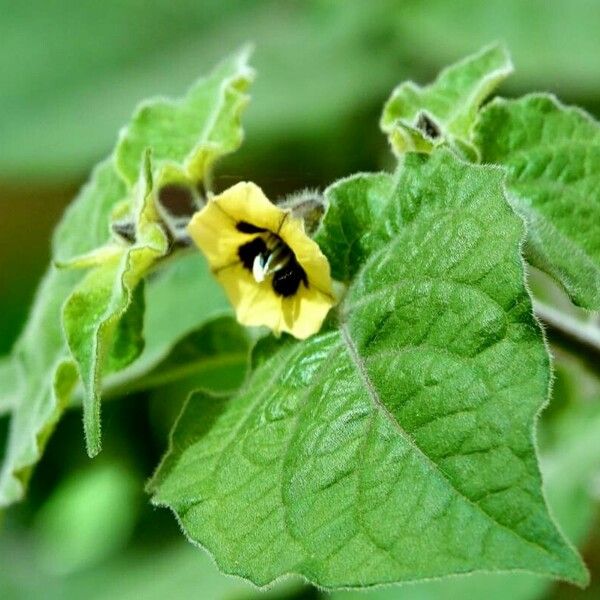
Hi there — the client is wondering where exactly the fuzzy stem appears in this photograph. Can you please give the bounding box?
[534,300,600,355]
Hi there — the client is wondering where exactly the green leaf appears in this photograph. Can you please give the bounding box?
[381,44,512,158]
[474,94,600,309]
[0,145,136,503]
[141,317,252,445]
[117,316,250,398]
[115,47,254,187]
[59,47,253,457]
[316,172,395,282]
[103,252,231,394]
[0,356,19,416]
[62,156,170,456]
[52,159,128,264]
[0,268,80,506]
[0,49,252,503]
[330,356,600,600]
[151,151,585,587]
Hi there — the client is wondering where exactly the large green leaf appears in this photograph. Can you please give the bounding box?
[316,172,395,282]
[474,94,600,309]
[380,44,512,158]
[151,151,585,587]
[330,353,600,600]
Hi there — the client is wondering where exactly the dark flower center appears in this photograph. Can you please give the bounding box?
[236,222,308,297]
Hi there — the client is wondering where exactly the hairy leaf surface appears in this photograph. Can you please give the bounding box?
[115,47,254,187]
[151,151,585,587]
[316,172,395,282]
[0,268,80,506]
[62,156,169,455]
[381,44,512,158]
[60,49,253,456]
[331,359,600,600]
[53,160,128,264]
[475,94,600,309]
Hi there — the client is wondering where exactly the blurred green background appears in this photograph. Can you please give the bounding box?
[1,1,600,599]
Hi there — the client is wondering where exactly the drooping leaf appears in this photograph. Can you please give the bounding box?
[0,268,79,506]
[474,94,600,309]
[0,152,129,505]
[59,49,253,456]
[0,49,252,503]
[115,47,254,187]
[62,155,170,456]
[151,151,585,587]
[381,44,512,158]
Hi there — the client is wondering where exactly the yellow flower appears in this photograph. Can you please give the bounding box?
[187,182,335,339]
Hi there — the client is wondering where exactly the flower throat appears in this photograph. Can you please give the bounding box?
[236,221,308,297]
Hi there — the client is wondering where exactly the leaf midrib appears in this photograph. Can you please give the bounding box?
[337,321,559,564]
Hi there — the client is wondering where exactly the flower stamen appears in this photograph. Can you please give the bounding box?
[237,231,307,296]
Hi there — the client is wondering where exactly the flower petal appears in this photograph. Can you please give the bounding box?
[213,181,285,233]
[216,264,284,332]
[281,285,335,339]
[187,200,248,270]
[279,215,334,296]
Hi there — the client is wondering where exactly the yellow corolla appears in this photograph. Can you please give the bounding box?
[187,182,335,339]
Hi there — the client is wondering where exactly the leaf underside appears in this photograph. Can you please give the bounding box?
[151,151,585,588]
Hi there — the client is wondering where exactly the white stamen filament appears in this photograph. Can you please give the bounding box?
[252,244,289,283]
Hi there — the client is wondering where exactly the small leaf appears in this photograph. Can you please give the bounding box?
[115,46,254,187]
[381,44,512,158]
[474,94,600,309]
[151,151,585,587]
